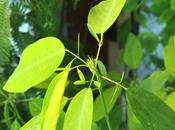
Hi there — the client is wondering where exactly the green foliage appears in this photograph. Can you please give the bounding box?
[10,119,21,130]
[171,0,175,10]
[127,87,175,130]
[88,0,126,34]
[0,0,10,66]
[166,91,175,111]
[140,70,169,97]
[163,36,175,77]
[93,87,121,121]
[63,88,93,130]
[29,98,43,117]
[1,1,175,130]
[3,37,65,92]
[124,33,143,69]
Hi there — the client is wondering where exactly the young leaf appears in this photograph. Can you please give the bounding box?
[3,37,65,92]
[94,81,101,88]
[97,60,107,76]
[124,33,143,69]
[29,98,43,117]
[10,119,21,130]
[163,36,175,77]
[88,0,126,34]
[127,87,175,130]
[166,91,175,111]
[73,80,86,85]
[63,88,93,130]
[77,68,86,82]
[41,69,69,130]
[93,87,121,121]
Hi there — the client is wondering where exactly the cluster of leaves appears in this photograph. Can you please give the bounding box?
[1,0,175,130]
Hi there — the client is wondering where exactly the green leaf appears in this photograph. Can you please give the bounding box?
[166,91,175,111]
[57,111,65,130]
[88,0,126,34]
[124,33,143,69]
[20,115,42,130]
[171,0,175,10]
[63,88,93,130]
[97,60,107,76]
[87,24,99,42]
[128,102,145,130]
[3,37,65,92]
[77,68,86,82]
[138,32,158,53]
[163,36,175,77]
[99,106,122,130]
[93,87,121,121]
[127,87,175,130]
[123,0,138,12]
[10,119,21,130]
[73,80,86,85]
[92,123,101,130]
[41,69,69,130]
[93,81,101,88]
[29,98,43,117]
[140,70,169,97]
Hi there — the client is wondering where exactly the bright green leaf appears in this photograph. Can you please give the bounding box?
[163,36,175,77]
[93,87,121,121]
[63,88,93,130]
[3,37,65,92]
[77,68,86,82]
[87,24,99,42]
[94,81,101,88]
[41,69,69,130]
[166,91,175,111]
[97,60,107,76]
[127,87,175,130]
[29,98,43,117]
[88,0,126,34]
[20,115,42,130]
[124,33,143,69]
[73,80,86,85]
[10,119,21,130]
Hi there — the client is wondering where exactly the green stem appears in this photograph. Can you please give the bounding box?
[8,95,24,124]
[101,76,127,90]
[66,49,87,65]
[88,34,103,88]
[99,87,112,130]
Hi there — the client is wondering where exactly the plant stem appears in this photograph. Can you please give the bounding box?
[99,87,112,130]
[8,95,24,124]
[66,49,87,64]
[88,34,103,88]
[101,76,127,90]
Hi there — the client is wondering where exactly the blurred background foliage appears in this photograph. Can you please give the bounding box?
[0,0,175,130]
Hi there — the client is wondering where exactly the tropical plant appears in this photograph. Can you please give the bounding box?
[1,0,175,130]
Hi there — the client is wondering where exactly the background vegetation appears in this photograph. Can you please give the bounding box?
[0,0,175,130]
